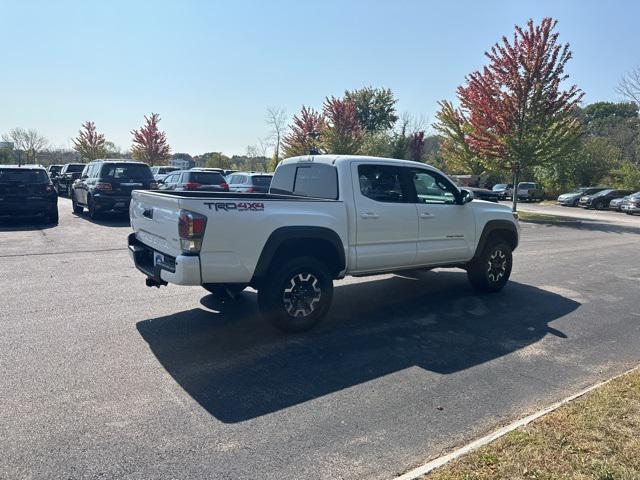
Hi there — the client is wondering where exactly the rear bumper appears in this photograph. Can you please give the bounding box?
[621,204,640,213]
[93,194,131,211]
[0,199,57,218]
[127,232,201,285]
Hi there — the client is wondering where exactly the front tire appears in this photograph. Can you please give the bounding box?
[467,241,513,293]
[257,256,333,333]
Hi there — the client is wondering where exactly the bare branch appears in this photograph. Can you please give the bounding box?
[617,66,640,106]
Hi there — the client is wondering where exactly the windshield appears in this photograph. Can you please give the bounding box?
[251,175,272,186]
[100,163,152,180]
[49,166,62,174]
[519,183,536,189]
[159,167,178,174]
[493,184,508,190]
[186,172,225,184]
[66,164,85,173]
[0,168,48,184]
[594,189,613,197]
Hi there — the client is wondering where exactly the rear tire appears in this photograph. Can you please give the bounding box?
[71,192,83,214]
[87,195,100,220]
[467,240,512,293]
[257,256,333,333]
[47,209,59,225]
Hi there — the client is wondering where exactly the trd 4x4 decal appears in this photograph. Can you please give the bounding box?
[204,202,265,212]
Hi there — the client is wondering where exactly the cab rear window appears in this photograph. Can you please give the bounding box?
[270,163,338,199]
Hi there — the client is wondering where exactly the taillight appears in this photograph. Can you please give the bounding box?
[95,182,112,192]
[246,187,255,193]
[184,182,202,190]
[220,182,229,190]
[178,209,207,253]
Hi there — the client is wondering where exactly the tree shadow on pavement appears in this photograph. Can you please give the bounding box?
[136,271,580,423]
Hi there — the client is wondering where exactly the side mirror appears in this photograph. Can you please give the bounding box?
[459,189,474,204]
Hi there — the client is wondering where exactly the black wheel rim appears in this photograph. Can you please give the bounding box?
[486,249,507,283]
[282,273,321,318]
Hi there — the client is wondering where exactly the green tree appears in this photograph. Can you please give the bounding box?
[358,131,394,157]
[72,121,107,161]
[433,100,486,175]
[344,86,398,133]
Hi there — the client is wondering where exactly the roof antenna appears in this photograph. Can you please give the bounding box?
[308,129,320,156]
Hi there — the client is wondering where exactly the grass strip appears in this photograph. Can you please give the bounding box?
[424,368,640,480]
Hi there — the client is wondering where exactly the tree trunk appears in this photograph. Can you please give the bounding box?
[511,164,519,212]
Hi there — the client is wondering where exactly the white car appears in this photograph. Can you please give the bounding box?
[150,166,179,182]
[128,155,520,332]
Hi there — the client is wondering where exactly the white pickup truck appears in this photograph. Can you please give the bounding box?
[128,155,520,332]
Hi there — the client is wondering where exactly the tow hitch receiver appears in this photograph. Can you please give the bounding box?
[146,277,167,288]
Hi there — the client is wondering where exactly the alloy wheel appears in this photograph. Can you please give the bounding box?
[282,273,322,318]
[486,249,507,283]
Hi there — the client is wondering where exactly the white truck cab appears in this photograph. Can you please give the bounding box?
[128,155,520,332]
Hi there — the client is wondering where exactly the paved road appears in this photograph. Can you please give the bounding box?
[1,199,639,480]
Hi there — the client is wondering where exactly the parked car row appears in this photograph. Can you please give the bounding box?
[1,160,276,224]
[491,182,544,202]
[557,186,640,214]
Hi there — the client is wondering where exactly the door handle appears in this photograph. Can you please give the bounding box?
[419,212,434,219]
[360,212,380,219]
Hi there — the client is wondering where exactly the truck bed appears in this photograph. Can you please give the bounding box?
[129,189,348,285]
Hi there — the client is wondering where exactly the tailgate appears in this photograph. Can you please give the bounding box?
[130,191,183,257]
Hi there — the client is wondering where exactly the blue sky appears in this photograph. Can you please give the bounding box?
[1,0,638,155]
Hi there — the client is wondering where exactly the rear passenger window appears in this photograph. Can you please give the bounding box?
[358,165,407,203]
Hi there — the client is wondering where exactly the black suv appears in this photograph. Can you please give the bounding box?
[57,163,86,197]
[71,159,157,219]
[47,164,63,186]
[0,165,58,224]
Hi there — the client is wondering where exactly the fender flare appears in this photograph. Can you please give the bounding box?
[252,226,346,280]
[474,220,519,258]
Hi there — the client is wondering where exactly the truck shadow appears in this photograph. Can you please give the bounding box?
[136,271,579,423]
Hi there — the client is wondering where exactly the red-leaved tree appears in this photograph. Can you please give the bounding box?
[439,18,584,210]
[282,106,327,157]
[321,97,363,154]
[408,130,425,162]
[131,113,171,165]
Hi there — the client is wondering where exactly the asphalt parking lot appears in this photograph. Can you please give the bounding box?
[1,199,639,480]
